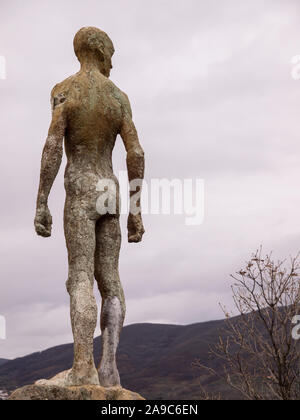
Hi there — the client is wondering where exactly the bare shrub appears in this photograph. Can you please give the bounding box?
[194,249,300,400]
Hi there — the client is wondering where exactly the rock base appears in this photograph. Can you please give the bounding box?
[8,371,145,401]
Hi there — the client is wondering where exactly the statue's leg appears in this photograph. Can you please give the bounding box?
[95,214,126,387]
[64,198,99,386]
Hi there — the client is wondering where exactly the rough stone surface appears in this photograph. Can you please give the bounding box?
[9,370,145,400]
[34,27,145,389]
[9,385,144,401]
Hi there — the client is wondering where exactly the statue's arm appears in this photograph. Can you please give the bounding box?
[120,95,145,243]
[34,91,67,237]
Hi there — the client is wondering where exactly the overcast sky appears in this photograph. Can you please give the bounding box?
[1,0,300,359]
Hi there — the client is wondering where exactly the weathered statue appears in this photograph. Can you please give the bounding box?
[34,27,145,388]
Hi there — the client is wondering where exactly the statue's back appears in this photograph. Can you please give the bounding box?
[53,70,125,171]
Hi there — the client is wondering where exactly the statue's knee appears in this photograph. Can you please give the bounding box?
[66,276,77,295]
[67,277,97,318]
[66,271,94,296]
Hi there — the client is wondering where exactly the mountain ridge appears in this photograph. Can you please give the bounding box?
[0,319,235,400]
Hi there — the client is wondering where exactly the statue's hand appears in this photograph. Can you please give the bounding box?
[128,213,145,243]
[34,204,52,238]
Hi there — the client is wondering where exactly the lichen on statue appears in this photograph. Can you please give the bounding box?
[34,26,145,389]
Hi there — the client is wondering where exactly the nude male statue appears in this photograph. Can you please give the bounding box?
[34,27,145,387]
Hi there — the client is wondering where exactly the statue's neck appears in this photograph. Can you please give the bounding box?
[81,61,105,75]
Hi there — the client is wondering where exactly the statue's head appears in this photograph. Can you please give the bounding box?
[74,27,114,77]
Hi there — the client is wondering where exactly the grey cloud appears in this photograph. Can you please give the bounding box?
[1,0,300,358]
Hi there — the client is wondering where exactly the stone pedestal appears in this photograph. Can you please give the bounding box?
[8,370,144,401]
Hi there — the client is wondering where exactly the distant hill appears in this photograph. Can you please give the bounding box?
[0,359,8,367]
[0,320,239,400]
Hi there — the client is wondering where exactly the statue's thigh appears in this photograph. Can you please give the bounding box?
[95,215,126,310]
[64,199,96,265]
[94,215,121,275]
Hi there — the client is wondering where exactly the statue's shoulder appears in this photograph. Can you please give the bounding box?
[52,74,79,97]
[108,81,132,117]
[50,74,79,109]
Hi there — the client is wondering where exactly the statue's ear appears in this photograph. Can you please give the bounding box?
[97,46,105,62]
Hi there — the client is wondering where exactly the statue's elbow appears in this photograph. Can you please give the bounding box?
[128,146,144,160]
[138,148,145,160]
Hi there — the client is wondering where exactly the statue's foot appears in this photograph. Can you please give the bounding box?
[98,362,121,388]
[65,364,100,387]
